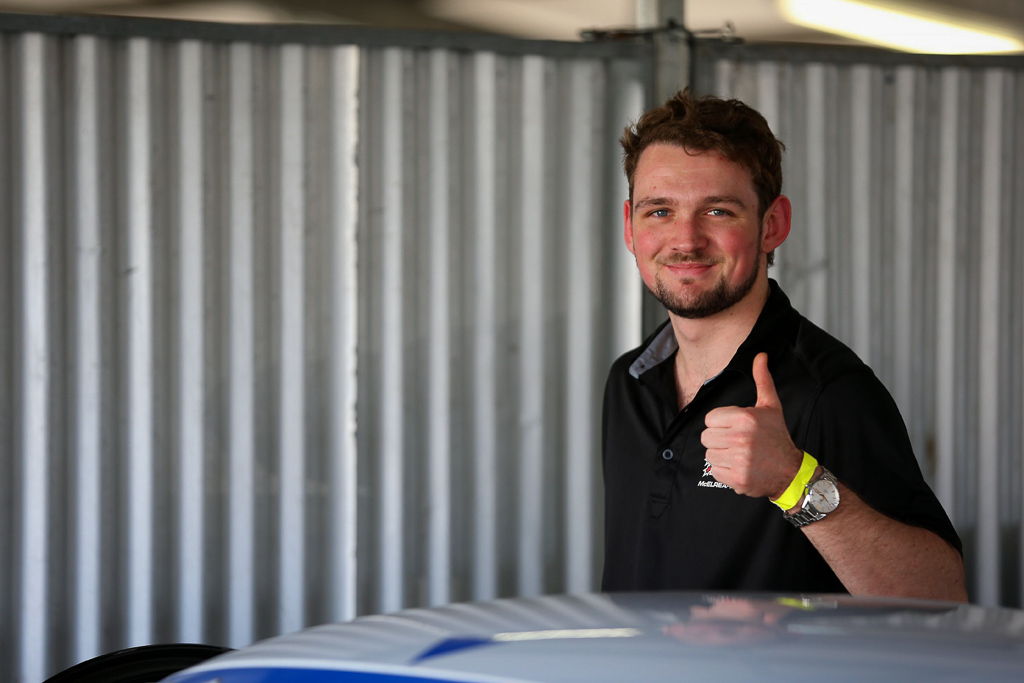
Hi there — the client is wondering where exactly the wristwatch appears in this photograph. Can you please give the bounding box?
[785,467,840,528]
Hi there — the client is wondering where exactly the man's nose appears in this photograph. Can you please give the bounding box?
[667,216,708,252]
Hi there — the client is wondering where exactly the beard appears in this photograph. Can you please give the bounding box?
[651,253,761,319]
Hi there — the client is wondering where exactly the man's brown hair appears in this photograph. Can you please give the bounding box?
[620,89,785,219]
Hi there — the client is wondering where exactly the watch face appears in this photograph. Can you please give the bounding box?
[808,478,840,513]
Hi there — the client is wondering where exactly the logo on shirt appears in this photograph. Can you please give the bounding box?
[697,459,732,490]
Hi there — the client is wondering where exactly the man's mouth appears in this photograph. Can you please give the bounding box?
[660,258,719,276]
[658,255,720,268]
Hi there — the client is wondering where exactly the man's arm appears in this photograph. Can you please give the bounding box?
[702,352,967,602]
[801,481,966,601]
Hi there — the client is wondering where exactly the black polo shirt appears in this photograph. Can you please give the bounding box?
[601,280,962,593]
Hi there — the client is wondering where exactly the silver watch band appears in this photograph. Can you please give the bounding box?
[786,505,827,528]
[784,468,839,528]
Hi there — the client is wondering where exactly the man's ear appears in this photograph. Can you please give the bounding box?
[623,198,636,254]
[761,195,792,253]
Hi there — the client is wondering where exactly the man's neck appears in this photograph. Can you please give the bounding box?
[671,277,770,407]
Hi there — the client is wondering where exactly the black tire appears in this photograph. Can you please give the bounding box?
[43,643,232,683]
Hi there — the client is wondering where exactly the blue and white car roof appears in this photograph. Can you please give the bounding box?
[166,592,1024,682]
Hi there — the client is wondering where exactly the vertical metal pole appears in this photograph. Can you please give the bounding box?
[635,0,692,333]
[652,0,690,102]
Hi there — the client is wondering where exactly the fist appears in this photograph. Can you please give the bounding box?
[700,352,802,498]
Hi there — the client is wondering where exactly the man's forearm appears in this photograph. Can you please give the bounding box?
[802,484,968,602]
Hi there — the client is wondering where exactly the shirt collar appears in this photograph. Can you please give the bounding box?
[628,279,794,381]
[627,322,677,379]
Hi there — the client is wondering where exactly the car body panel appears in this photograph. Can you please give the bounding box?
[165,592,1024,682]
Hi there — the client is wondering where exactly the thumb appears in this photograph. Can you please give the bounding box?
[753,352,781,409]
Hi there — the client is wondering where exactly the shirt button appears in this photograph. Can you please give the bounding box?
[661,449,674,461]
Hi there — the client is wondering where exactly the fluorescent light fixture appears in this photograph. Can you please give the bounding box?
[780,0,1024,54]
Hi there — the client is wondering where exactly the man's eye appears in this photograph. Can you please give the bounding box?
[707,208,731,217]
[649,209,670,218]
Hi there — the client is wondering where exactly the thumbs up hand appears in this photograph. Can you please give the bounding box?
[701,352,803,498]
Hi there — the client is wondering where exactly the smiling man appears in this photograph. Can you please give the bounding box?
[601,91,967,601]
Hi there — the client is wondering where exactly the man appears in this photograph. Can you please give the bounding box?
[601,90,966,601]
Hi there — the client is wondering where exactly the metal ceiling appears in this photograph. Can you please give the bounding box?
[0,0,1021,48]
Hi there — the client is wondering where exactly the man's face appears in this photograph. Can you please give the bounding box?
[624,144,785,319]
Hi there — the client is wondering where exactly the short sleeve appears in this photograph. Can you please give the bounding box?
[799,368,962,555]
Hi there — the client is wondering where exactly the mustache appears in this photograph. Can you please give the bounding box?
[657,254,722,267]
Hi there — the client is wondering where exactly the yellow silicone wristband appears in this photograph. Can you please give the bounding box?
[771,451,818,510]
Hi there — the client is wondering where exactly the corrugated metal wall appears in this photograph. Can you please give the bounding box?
[353,42,650,612]
[694,41,1024,610]
[355,46,645,616]
[0,16,649,682]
